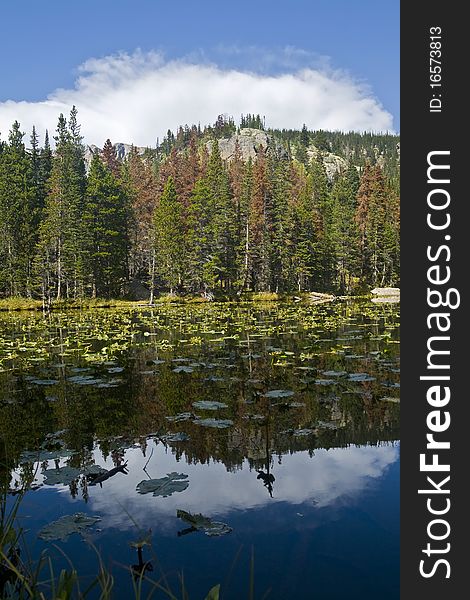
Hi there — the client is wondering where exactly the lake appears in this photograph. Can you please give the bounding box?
[0,300,400,599]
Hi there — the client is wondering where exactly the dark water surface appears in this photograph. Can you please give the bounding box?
[1,300,399,599]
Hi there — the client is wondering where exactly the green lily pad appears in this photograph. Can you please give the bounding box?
[160,432,190,442]
[293,428,315,437]
[173,366,194,373]
[176,509,232,537]
[316,421,338,430]
[194,418,233,429]
[262,390,295,399]
[136,472,189,497]
[321,370,347,377]
[38,513,101,541]
[348,373,376,382]
[314,379,336,385]
[42,466,81,485]
[20,449,72,463]
[192,401,228,410]
[68,375,106,385]
[166,412,194,422]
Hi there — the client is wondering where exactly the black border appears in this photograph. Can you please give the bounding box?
[401,3,466,597]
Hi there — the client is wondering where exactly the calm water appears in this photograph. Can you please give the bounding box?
[0,300,400,599]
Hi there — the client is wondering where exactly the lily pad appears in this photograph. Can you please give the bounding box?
[165,412,194,423]
[314,379,336,386]
[262,390,295,399]
[192,400,228,410]
[160,432,190,442]
[136,472,189,497]
[293,428,315,437]
[316,421,338,430]
[42,466,81,485]
[173,366,194,373]
[68,375,106,385]
[321,370,347,377]
[38,513,101,541]
[194,418,233,429]
[176,509,232,537]
[243,414,266,421]
[348,373,376,382]
[20,449,72,463]
[380,396,400,403]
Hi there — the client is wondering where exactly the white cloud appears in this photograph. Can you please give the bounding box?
[0,50,394,147]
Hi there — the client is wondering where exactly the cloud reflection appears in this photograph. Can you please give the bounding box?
[46,441,399,533]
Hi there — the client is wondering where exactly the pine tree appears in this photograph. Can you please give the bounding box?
[356,164,398,286]
[83,153,129,297]
[205,141,238,291]
[330,165,360,292]
[0,122,35,296]
[153,177,185,293]
[287,169,322,291]
[123,147,158,290]
[36,108,87,301]
[310,157,334,289]
[101,139,121,178]
[249,146,269,290]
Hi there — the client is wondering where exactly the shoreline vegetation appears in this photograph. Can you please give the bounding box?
[0,291,367,312]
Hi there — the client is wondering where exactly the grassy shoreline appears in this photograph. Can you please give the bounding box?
[0,291,344,312]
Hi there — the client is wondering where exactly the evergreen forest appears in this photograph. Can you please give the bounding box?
[0,108,400,303]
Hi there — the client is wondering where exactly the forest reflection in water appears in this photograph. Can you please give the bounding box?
[1,300,400,599]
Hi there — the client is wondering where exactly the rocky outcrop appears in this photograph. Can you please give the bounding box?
[84,143,147,169]
[307,146,348,181]
[207,129,348,182]
[207,128,288,162]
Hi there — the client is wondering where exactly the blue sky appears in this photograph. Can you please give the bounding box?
[0,0,399,144]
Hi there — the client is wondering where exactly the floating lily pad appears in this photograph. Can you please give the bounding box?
[20,449,72,463]
[173,366,194,373]
[68,375,106,385]
[314,379,336,386]
[242,414,266,421]
[322,370,347,377]
[316,421,338,430]
[107,367,124,373]
[348,373,376,382]
[136,472,189,497]
[30,379,59,386]
[166,412,194,422]
[192,400,228,410]
[160,432,190,442]
[42,466,81,485]
[38,513,101,541]
[83,465,108,477]
[293,428,315,437]
[194,418,233,429]
[380,396,400,403]
[176,509,232,537]
[262,390,295,399]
